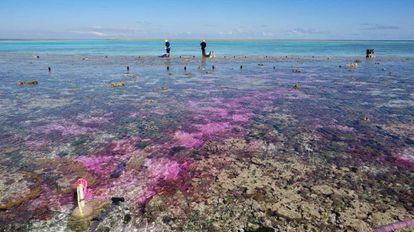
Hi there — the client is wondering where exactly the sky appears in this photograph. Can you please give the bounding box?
[0,0,413,40]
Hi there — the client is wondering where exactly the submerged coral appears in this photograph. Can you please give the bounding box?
[0,170,41,210]
[33,122,96,136]
[0,54,413,231]
[173,131,203,148]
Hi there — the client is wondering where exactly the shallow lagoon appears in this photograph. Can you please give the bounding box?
[0,54,413,231]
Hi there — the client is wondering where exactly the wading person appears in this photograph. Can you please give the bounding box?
[165,40,171,57]
[200,40,207,57]
[200,40,214,58]
[160,40,171,58]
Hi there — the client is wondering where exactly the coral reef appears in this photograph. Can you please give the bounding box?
[0,170,41,210]
[140,139,413,231]
[33,121,96,137]
[0,55,413,231]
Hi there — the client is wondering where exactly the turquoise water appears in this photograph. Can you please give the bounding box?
[0,39,413,56]
[1,53,413,231]
[1,39,414,230]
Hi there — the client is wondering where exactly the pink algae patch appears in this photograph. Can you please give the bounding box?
[76,155,113,177]
[196,122,232,135]
[173,131,203,148]
[231,113,251,122]
[75,138,141,178]
[145,158,184,181]
[133,158,190,206]
[395,147,414,163]
[136,190,157,205]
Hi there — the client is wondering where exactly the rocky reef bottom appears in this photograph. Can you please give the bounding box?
[4,137,412,232]
[0,54,413,231]
[127,140,412,232]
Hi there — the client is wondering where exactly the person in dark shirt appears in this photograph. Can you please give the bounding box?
[165,40,171,57]
[200,40,214,58]
[200,40,207,57]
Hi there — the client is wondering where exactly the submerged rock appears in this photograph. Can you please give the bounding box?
[311,185,334,196]
[0,170,41,210]
[68,199,110,231]
[111,82,125,87]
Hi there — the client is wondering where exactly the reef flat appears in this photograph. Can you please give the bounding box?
[0,54,413,231]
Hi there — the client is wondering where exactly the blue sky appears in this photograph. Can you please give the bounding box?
[0,0,413,39]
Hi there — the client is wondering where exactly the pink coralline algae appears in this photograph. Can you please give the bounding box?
[172,96,258,149]
[144,158,185,181]
[129,158,190,206]
[173,131,203,148]
[172,123,232,149]
[109,137,141,154]
[196,122,232,135]
[374,219,414,232]
[190,98,254,123]
[135,189,157,205]
[75,138,141,178]
[76,155,114,177]
[394,147,414,169]
[33,122,95,136]
[231,113,251,122]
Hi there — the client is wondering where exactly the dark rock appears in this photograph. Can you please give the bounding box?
[110,160,127,178]
[111,197,125,205]
[247,226,275,232]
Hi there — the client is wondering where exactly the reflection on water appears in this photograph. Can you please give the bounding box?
[0,54,413,231]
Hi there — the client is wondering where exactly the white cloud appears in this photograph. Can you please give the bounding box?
[90,31,106,36]
[361,23,400,30]
[287,28,325,35]
[70,26,143,38]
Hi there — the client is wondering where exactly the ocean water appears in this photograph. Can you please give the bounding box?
[0,39,414,56]
[0,45,413,230]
